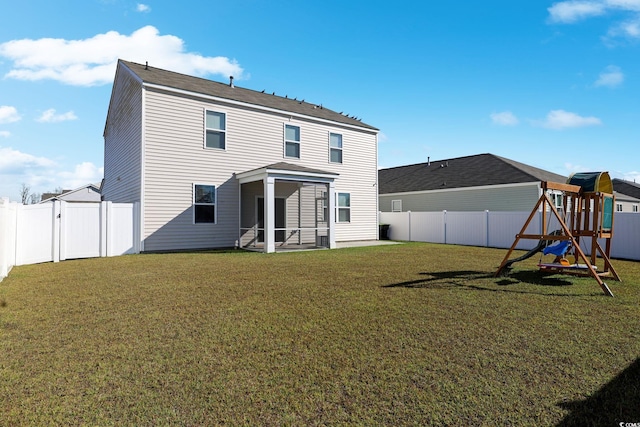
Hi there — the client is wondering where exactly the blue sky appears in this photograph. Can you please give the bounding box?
[1,0,639,202]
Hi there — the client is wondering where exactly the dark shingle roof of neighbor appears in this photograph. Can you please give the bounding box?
[119,60,378,131]
[613,178,640,199]
[378,153,568,194]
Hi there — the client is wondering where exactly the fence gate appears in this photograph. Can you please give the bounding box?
[13,201,139,266]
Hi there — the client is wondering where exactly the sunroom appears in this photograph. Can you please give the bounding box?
[236,163,339,253]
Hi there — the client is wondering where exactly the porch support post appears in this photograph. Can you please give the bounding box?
[328,181,336,249]
[264,176,276,253]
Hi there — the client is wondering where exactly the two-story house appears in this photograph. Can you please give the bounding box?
[102,60,379,253]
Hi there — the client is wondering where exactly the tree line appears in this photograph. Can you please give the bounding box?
[19,183,63,205]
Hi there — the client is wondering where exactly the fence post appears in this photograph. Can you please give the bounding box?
[485,210,490,247]
[407,210,412,241]
[53,201,61,263]
[57,201,66,262]
[133,202,141,254]
[443,210,447,244]
[100,201,109,257]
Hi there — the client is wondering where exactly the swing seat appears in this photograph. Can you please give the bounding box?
[543,240,571,257]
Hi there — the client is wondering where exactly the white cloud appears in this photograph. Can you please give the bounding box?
[57,162,104,189]
[0,106,21,124]
[137,3,151,12]
[36,108,78,123]
[548,1,606,23]
[622,171,640,182]
[564,162,591,173]
[490,111,519,126]
[621,17,640,35]
[606,0,640,11]
[0,131,10,138]
[550,0,640,40]
[540,109,602,129]
[0,25,244,87]
[607,16,640,39]
[0,146,56,174]
[0,149,103,201]
[594,65,624,87]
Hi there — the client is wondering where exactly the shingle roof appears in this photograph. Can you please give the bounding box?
[378,153,567,194]
[40,192,65,202]
[613,178,640,199]
[265,162,339,176]
[239,162,339,177]
[119,60,377,131]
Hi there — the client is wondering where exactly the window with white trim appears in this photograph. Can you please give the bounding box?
[337,192,350,223]
[391,199,402,212]
[205,110,226,149]
[329,132,343,163]
[633,204,639,213]
[194,184,216,223]
[284,124,300,158]
[320,190,328,222]
[549,192,563,209]
[616,203,623,212]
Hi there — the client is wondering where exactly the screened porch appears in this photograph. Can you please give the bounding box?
[236,163,338,253]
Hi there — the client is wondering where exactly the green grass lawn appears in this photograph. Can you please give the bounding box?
[1,242,639,425]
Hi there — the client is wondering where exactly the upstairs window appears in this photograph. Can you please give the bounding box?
[337,192,351,223]
[205,110,226,150]
[194,184,216,223]
[329,132,343,163]
[616,203,623,212]
[284,124,300,158]
[633,205,639,213]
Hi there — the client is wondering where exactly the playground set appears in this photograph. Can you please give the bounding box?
[495,172,620,297]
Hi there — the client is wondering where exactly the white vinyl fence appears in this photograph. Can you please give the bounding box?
[0,199,140,280]
[379,210,640,261]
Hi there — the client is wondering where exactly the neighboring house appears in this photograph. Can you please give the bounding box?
[102,60,379,253]
[613,179,640,213]
[40,183,102,203]
[378,153,567,212]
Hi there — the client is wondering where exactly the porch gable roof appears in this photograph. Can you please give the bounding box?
[236,162,339,184]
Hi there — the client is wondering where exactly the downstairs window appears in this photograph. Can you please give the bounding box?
[194,184,216,223]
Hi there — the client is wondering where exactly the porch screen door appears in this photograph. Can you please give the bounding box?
[257,197,286,242]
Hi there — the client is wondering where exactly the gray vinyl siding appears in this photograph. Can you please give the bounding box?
[141,87,378,251]
[618,200,640,213]
[328,130,378,242]
[379,183,541,212]
[102,67,142,203]
[58,187,101,202]
[298,184,323,229]
[240,181,260,232]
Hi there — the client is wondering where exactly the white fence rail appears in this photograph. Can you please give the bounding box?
[1,199,140,280]
[379,210,640,261]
